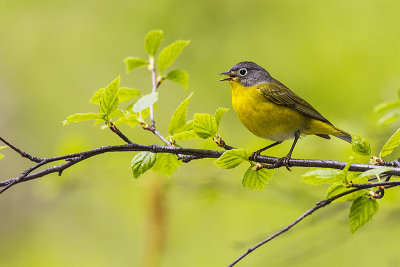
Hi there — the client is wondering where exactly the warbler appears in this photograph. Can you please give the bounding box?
[219,61,351,169]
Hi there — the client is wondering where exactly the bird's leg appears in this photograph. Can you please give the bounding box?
[249,141,282,161]
[274,130,300,171]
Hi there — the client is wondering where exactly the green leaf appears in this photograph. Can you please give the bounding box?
[91,87,141,104]
[118,88,141,103]
[360,167,392,178]
[0,146,7,160]
[380,128,400,158]
[152,153,182,177]
[325,184,367,202]
[168,130,198,142]
[125,57,148,73]
[132,92,158,113]
[157,40,190,72]
[63,113,104,125]
[343,161,352,173]
[166,69,189,89]
[136,107,152,123]
[348,172,368,184]
[178,120,193,132]
[214,149,251,169]
[242,167,274,190]
[349,196,378,233]
[351,135,371,156]
[168,94,193,135]
[131,152,156,179]
[145,30,163,56]
[191,109,227,139]
[113,112,139,127]
[377,110,400,126]
[99,76,120,119]
[340,161,353,184]
[374,100,399,114]
[90,88,105,104]
[108,109,123,119]
[214,107,229,127]
[193,113,217,139]
[301,169,345,185]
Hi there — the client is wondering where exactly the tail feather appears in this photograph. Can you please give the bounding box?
[307,119,352,143]
[315,132,352,143]
[316,134,331,140]
[334,132,352,143]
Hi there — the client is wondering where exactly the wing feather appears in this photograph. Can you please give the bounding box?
[257,82,331,124]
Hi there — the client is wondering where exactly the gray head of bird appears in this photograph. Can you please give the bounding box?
[218,61,271,87]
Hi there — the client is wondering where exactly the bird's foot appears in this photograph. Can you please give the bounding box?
[273,155,292,171]
[249,150,262,162]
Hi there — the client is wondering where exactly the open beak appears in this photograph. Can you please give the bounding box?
[218,71,234,81]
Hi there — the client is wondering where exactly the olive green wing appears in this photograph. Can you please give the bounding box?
[257,82,331,124]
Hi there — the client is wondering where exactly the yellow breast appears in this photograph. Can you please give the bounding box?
[229,80,307,141]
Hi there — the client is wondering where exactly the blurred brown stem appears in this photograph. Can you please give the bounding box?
[141,179,168,267]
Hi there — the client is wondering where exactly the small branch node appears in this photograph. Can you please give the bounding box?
[255,162,263,171]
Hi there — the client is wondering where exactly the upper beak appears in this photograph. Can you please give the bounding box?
[218,71,234,81]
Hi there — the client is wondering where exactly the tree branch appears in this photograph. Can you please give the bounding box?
[1,137,400,195]
[227,179,400,266]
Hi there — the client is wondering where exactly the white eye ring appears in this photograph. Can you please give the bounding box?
[239,68,247,76]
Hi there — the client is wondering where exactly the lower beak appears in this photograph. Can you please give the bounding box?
[218,71,234,81]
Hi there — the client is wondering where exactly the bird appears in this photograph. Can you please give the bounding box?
[219,61,351,170]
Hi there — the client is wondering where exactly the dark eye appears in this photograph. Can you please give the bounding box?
[239,68,247,76]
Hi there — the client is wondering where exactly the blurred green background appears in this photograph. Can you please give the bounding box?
[1,0,400,266]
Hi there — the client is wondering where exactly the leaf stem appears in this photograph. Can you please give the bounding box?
[149,56,161,129]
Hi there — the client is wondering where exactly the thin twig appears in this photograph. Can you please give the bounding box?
[149,60,162,129]
[213,135,235,150]
[0,180,18,194]
[109,123,133,144]
[0,156,86,194]
[349,180,400,189]
[142,125,171,146]
[144,59,170,147]
[228,178,400,266]
[227,186,372,267]
[0,136,43,163]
